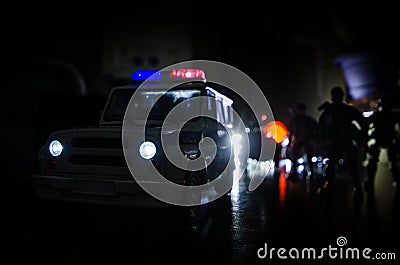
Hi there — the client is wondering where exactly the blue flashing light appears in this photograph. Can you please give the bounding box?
[132,70,161,81]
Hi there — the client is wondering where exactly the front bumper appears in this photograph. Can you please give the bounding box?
[32,174,171,207]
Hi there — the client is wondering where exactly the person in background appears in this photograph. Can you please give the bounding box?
[287,102,319,178]
[364,98,399,193]
[318,86,368,197]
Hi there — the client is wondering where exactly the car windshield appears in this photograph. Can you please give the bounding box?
[103,88,202,122]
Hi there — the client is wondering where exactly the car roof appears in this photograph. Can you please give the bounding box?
[111,82,206,92]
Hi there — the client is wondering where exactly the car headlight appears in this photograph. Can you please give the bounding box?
[139,141,156,159]
[49,140,63,157]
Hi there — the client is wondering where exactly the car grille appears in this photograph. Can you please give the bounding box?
[69,155,127,167]
[61,135,128,171]
[71,137,122,149]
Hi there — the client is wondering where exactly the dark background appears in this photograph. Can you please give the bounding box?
[2,2,400,263]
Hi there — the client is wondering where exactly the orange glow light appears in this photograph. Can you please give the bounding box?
[263,121,288,144]
[278,170,287,208]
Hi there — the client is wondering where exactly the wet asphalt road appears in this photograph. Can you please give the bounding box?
[5,157,400,265]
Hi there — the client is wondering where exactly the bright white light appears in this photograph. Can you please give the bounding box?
[311,156,317,163]
[363,111,374,118]
[231,132,244,203]
[231,134,242,146]
[368,138,376,147]
[279,159,292,174]
[232,134,243,168]
[297,157,304,164]
[297,165,304,174]
[281,137,289,148]
[49,140,63,157]
[139,141,156,159]
[245,127,250,133]
[322,158,329,165]
[230,168,241,203]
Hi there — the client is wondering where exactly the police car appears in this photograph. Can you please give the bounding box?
[33,68,240,207]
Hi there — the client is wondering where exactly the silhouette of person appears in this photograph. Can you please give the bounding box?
[364,98,399,193]
[287,103,319,177]
[318,86,368,197]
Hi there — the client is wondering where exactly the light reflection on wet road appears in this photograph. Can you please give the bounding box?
[6,157,400,265]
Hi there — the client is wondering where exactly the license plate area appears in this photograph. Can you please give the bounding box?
[72,180,116,195]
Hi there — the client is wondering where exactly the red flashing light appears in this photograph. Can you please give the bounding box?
[170,69,205,79]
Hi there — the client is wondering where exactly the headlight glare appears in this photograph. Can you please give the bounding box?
[139,141,156,159]
[49,140,63,157]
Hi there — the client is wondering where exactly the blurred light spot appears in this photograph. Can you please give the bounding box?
[261,114,267,121]
[278,170,287,208]
[279,158,292,174]
[363,111,374,118]
[297,165,305,174]
[263,121,288,144]
[281,137,289,148]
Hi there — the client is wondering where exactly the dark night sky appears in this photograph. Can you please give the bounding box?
[6,3,400,51]
[7,2,400,75]
[3,1,400,123]
[8,2,400,60]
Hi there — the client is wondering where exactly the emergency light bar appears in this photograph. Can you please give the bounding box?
[132,69,206,82]
[132,70,162,81]
[170,69,205,80]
